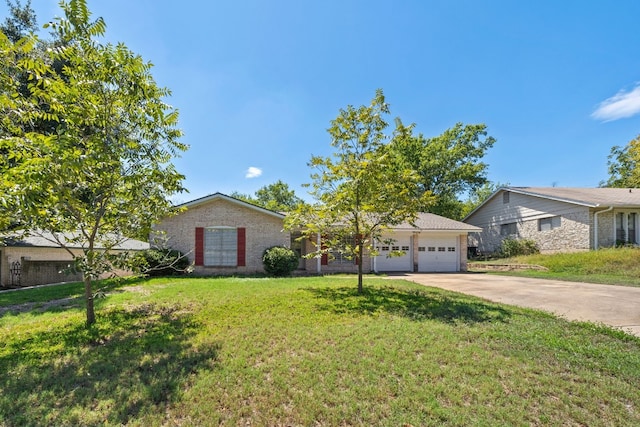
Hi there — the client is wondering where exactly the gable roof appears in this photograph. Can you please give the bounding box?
[464,187,640,220]
[1,231,149,250]
[393,213,481,232]
[176,192,286,219]
[507,187,640,207]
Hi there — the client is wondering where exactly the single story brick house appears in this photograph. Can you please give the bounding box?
[154,192,480,275]
[0,232,149,288]
[463,187,640,254]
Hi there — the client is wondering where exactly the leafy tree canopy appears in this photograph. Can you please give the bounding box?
[603,134,640,188]
[231,180,303,212]
[0,0,187,325]
[390,122,495,219]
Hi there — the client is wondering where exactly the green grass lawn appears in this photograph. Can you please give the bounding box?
[1,276,639,425]
[471,247,640,287]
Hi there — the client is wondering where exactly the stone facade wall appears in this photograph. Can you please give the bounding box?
[156,199,289,275]
[468,208,591,254]
[519,210,591,253]
[594,210,615,248]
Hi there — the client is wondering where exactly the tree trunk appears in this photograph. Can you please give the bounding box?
[83,274,96,326]
[357,242,364,294]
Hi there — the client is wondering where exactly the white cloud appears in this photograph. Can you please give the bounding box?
[592,84,640,122]
[245,166,262,178]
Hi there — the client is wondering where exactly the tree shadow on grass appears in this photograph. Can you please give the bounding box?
[0,302,220,425]
[306,285,511,324]
[0,276,147,315]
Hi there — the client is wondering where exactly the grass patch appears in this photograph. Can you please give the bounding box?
[1,276,639,425]
[474,247,640,287]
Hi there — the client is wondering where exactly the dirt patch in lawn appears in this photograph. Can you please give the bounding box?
[0,297,82,316]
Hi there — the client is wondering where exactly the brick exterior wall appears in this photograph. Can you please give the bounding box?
[155,196,471,275]
[155,198,289,275]
[459,235,468,271]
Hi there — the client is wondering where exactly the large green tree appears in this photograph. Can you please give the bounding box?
[0,0,186,325]
[285,90,431,293]
[603,134,640,188]
[391,122,495,219]
[255,180,303,211]
[231,180,303,211]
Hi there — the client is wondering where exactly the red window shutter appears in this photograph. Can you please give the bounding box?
[237,227,246,266]
[195,227,204,266]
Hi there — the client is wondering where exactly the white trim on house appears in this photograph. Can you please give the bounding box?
[177,192,286,220]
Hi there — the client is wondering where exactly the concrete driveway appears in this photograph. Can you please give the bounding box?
[395,273,640,338]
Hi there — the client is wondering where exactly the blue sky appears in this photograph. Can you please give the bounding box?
[9,1,640,202]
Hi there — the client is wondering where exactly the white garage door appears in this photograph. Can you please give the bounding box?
[375,236,412,272]
[418,237,459,272]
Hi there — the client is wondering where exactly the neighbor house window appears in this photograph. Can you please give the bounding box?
[616,212,639,244]
[538,216,561,232]
[616,213,625,242]
[503,191,510,204]
[204,227,237,266]
[500,222,517,236]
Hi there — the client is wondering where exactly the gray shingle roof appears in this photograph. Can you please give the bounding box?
[393,213,481,231]
[1,231,149,250]
[508,187,640,207]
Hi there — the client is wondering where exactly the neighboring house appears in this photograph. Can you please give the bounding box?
[463,187,640,254]
[155,192,480,275]
[0,232,149,288]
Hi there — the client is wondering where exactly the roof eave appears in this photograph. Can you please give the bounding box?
[177,192,286,219]
[506,187,598,207]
